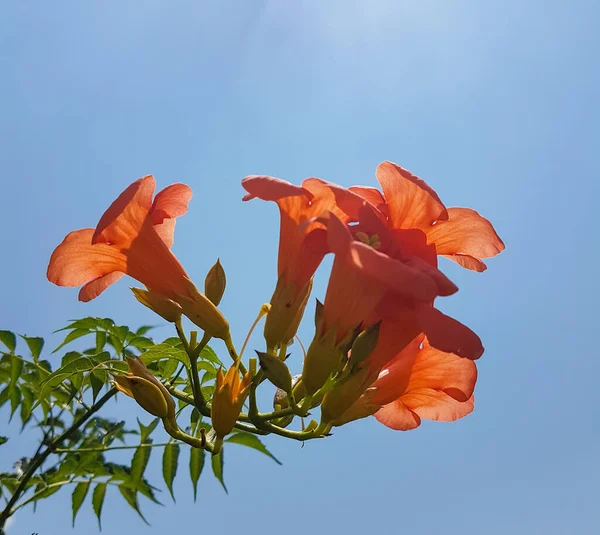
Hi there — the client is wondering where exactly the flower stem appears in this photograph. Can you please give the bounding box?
[54,442,174,453]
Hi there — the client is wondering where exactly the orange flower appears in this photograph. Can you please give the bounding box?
[242,175,364,350]
[211,365,252,441]
[302,204,468,395]
[306,160,502,407]
[352,161,505,272]
[48,176,230,339]
[48,176,192,301]
[332,336,477,430]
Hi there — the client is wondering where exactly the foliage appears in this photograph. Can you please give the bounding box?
[0,319,279,533]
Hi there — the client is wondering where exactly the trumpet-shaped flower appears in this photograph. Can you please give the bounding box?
[352,161,505,272]
[309,161,503,412]
[47,176,229,339]
[242,175,364,350]
[302,203,472,395]
[332,336,477,430]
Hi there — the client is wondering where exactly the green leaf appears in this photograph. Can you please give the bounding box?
[131,442,152,483]
[9,388,21,420]
[0,331,16,353]
[0,436,7,446]
[111,325,130,341]
[128,477,161,505]
[225,432,282,465]
[162,443,180,502]
[136,325,154,336]
[53,329,92,353]
[92,482,107,530]
[10,355,23,385]
[96,331,107,353]
[56,317,112,332]
[0,386,10,409]
[140,343,190,371]
[198,346,223,366]
[38,354,105,401]
[162,337,183,346]
[126,336,154,350]
[211,450,227,494]
[71,480,90,527]
[108,334,123,355]
[21,336,44,362]
[189,447,205,502]
[20,385,34,428]
[159,359,178,380]
[89,370,106,402]
[34,483,63,500]
[190,408,201,435]
[138,418,160,443]
[118,485,149,525]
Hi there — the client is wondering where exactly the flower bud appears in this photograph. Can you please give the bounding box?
[114,356,177,424]
[348,322,381,370]
[328,392,380,427]
[131,287,182,323]
[114,375,170,419]
[264,277,313,350]
[176,277,230,339]
[211,365,252,439]
[256,351,293,392]
[320,367,375,424]
[204,259,226,306]
[301,327,342,395]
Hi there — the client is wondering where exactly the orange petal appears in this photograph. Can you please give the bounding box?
[79,272,125,302]
[403,255,458,297]
[417,306,484,359]
[322,257,387,343]
[426,207,505,270]
[303,178,366,223]
[241,175,312,202]
[150,183,193,248]
[348,242,438,301]
[47,229,126,289]
[369,335,423,405]
[402,390,474,422]
[364,306,421,372]
[124,221,191,299]
[374,400,421,430]
[442,254,488,272]
[376,161,448,230]
[405,340,477,402]
[93,175,155,246]
[349,185,389,217]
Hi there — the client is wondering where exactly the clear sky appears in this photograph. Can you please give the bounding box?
[1,1,599,534]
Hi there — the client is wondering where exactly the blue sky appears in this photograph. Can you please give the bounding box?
[1,1,599,533]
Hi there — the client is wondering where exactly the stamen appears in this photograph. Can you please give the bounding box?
[294,333,307,360]
[239,303,271,359]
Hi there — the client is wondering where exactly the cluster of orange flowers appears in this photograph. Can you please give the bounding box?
[48,160,503,436]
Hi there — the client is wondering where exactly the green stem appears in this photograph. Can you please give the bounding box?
[55,442,174,454]
[192,332,212,360]
[176,320,207,411]
[166,386,267,435]
[256,406,295,421]
[224,335,247,374]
